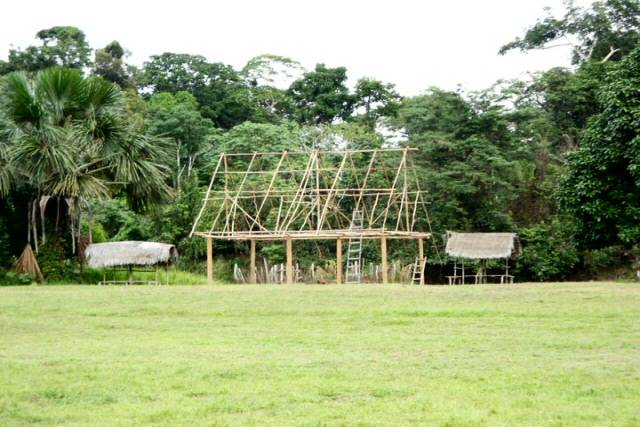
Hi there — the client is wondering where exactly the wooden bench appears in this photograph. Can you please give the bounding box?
[446,274,514,285]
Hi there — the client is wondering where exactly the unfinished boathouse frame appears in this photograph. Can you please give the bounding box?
[190,147,432,284]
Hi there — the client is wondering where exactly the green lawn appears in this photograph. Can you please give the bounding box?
[1,283,639,426]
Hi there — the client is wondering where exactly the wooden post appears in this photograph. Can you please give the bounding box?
[286,237,293,284]
[206,237,213,286]
[336,238,343,285]
[381,237,388,284]
[418,238,424,285]
[249,240,256,283]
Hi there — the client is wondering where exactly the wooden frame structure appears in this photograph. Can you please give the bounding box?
[190,148,432,284]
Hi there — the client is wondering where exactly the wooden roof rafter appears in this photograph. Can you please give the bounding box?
[190,147,433,241]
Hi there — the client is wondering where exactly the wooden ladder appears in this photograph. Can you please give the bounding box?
[411,257,427,285]
[345,209,364,283]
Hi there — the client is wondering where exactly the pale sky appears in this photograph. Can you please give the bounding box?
[1,0,591,95]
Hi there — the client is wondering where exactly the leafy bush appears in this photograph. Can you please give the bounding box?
[38,240,82,281]
[517,219,579,281]
[79,221,108,243]
[582,246,627,275]
[0,269,35,285]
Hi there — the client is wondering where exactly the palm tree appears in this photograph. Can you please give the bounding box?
[1,67,172,252]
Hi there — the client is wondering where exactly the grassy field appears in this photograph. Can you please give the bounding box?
[0,283,639,426]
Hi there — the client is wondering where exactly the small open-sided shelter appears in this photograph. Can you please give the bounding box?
[444,232,520,284]
[85,241,177,285]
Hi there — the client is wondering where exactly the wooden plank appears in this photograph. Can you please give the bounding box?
[249,240,256,283]
[381,237,388,284]
[336,238,343,285]
[207,237,213,286]
[286,238,293,285]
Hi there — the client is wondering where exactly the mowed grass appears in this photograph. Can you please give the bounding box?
[1,283,639,426]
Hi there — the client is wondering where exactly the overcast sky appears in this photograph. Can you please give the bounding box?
[1,0,591,95]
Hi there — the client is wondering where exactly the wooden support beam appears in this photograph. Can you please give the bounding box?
[249,240,256,283]
[206,237,213,286]
[381,237,388,284]
[418,238,424,285]
[286,237,293,284]
[336,238,343,285]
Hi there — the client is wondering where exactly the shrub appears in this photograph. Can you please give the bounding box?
[0,269,35,285]
[517,219,579,281]
[37,240,82,281]
[583,246,627,275]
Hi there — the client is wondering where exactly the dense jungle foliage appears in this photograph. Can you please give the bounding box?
[1,0,640,283]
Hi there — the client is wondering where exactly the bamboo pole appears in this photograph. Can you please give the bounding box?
[317,153,348,231]
[336,238,343,285]
[418,238,424,285]
[381,237,388,284]
[190,154,223,237]
[249,151,287,231]
[249,240,256,283]
[207,237,213,285]
[221,147,418,157]
[382,148,407,231]
[224,152,257,234]
[279,151,317,231]
[286,237,293,285]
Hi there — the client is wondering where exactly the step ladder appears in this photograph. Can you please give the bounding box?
[345,209,364,283]
[411,257,427,285]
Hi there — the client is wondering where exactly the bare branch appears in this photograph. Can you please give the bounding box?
[600,46,621,63]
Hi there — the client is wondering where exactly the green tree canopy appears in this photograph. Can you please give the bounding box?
[353,78,401,129]
[93,41,134,88]
[287,64,354,124]
[500,0,640,64]
[1,26,91,73]
[0,68,172,220]
[558,46,640,248]
[147,91,215,186]
[142,53,264,129]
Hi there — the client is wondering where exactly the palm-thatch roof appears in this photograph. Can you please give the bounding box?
[445,232,520,260]
[85,241,177,268]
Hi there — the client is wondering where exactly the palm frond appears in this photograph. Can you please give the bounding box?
[48,169,110,200]
[108,134,173,209]
[36,68,87,125]
[4,72,42,125]
[0,143,14,196]
[86,77,121,113]
[10,124,76,185]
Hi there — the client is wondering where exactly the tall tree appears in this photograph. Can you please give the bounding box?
[393,90,525,232]
[500,0,640,64]
[241,54,304,88]
[147,91,215,186]
[142,53,259,128]
[93,41,134,87]
[2,27,91,73]
[353,78,401,129]
[558,46,640,248]
[0,68,172,251]
[287,64,354,124]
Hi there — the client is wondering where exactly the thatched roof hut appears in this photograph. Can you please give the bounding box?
[85,241,177,268]
[445,232,520,260]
